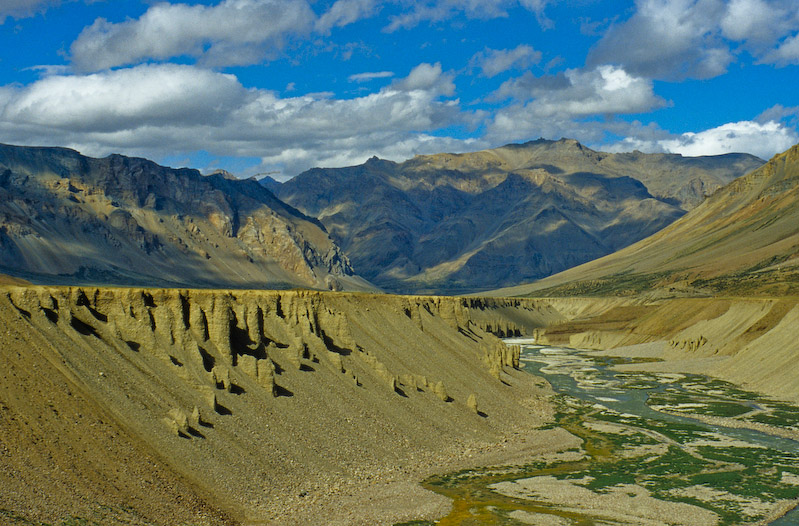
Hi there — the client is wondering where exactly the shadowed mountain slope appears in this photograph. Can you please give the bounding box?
[274,139,762,294]
[0,144,370,291]
[494,143,799,297]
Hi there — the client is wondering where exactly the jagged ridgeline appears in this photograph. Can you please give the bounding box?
[0,285,557,523]
[273,138,763,294]
[497,142,799,298]
[0,143,371,291]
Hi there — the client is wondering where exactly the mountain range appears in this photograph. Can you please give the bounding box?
[272,139,762,293]
[495,143,799,297]
[0,143,370,291]
[3,139,799,525]
[0,140,767,294]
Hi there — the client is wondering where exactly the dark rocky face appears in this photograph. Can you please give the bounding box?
[0,143,358,290]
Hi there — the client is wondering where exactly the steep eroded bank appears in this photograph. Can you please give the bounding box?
[0,286,560,525]
[4,286,799,524]
[535,297,799,403]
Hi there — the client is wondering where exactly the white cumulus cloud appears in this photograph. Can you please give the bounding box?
[588,0,799,80]
[612,120,798,160]
[1,64,248,131]
[70,0,316,71]
[588,0,732,80]
[470,45,542,77]
[662,121,798,159]
[492,65,662,120]
[762,34,799,65]
[392,62,455,96]
[720,0,780,42]
[487,65,666,144]
[0,63,473,175]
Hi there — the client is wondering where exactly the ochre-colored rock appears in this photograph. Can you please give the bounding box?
[0,143,366,291]
[0,284,558,525]
[466,393,479,414]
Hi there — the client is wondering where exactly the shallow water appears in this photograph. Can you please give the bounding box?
[401,342,799,525]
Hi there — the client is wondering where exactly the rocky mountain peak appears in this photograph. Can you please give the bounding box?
[502,141,799,297]
[0,143,368,291]
[276,139,761,293]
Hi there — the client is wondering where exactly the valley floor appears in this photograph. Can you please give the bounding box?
[536,296,799,403]
[3,286,799,525]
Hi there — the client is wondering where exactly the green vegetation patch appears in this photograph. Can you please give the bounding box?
[416,347,799,526]
[690,266,799,296]
[750,403,799,428]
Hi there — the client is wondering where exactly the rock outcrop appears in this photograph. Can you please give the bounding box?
[0,143,369,291]
[0,284,554,524]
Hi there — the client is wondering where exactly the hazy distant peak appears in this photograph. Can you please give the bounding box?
[276,141,760,293]
[206,168,238,180]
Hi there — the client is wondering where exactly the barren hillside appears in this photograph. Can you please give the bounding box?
[494,143,799,297]
[275,139,761,293]
[0,144,369,291]
[0,285,561,525]
[531,296,799,405]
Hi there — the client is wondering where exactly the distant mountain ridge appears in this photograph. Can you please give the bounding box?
[493,143,799,297]
[0,143,370,290]
[273,139,763,293]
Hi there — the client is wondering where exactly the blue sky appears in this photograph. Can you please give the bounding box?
[1,0,798,178]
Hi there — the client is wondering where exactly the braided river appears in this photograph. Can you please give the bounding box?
[406,341,799,525]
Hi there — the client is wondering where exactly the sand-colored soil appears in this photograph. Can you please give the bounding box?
[0,285,562,525]
[492,476,719,525]
[4,284,799,524]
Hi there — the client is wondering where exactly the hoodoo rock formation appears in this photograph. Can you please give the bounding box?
[2,138,796,525]
[0,284,560,525]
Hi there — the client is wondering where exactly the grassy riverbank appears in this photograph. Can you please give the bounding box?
[409,346,799,525]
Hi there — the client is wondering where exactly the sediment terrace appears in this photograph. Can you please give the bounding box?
[536,296,799,403]
[3,287,798,525]
[0,286,560,525]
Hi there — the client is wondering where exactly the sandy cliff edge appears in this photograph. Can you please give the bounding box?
[0,285,563,525]
[535,296,799,403]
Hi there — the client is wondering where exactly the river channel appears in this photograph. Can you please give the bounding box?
[404,341,799,526]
